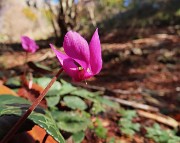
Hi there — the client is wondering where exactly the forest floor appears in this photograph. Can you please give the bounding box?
[0,33,180,142]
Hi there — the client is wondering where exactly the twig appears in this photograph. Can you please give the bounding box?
[137,110,179,128]
[113,88,141,95]
[104,96,159,112]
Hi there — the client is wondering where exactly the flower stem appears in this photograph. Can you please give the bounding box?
[23,52,28,76]
[0,68,63,143]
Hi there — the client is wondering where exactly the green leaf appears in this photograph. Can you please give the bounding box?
[119,109,137,120]
[52,111,90,133]
[108,137,115,143]
[63,96,87,110]
[72,131,85,143]
[60,81,98,103]
[132,123,140,131]
[118,109,140,137]
[146,123,180,143]
[29,111,65,143]
[0,95,65,143]
[95,126,107,139]
[119,119,140,132]
[91,101,104,114]
[71,89,96,98]
[94,119,107,139]
[59,81,77,95]
[71,89,97,102]
[5,77,21,87]
[46,95,60,107]
[153,123,161,130]
[36,77,61,96]
[96,96,120,109]
[0,94,29,104]
[121,128,135,136]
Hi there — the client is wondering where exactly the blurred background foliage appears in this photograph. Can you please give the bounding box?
[0,0,179,44]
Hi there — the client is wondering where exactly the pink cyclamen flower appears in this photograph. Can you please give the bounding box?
[51,28,102,81]
[21,36,39,53]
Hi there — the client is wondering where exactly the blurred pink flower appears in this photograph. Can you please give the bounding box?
[51,29,102,81]
[21,36,39,53]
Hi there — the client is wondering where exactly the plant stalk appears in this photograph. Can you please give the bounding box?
[23,52,28,76]
[0,68,63,143]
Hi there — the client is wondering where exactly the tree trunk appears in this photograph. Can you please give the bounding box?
[56,0,77,45]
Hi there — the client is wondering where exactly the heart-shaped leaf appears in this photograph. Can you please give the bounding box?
[72,131,85,143]
[63,96,87,110]
[52,111,90,133]
[46,95,60,107]
[35,77,61,96]
[0,95,65,143]
[96,96,120,109]
[5,77,21,88]
[59,80,77,95]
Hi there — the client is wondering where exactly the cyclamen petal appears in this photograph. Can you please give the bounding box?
[21,37,29,51]
[21,36,39,53]
[63,58,85,81]
[89,29,102,75]
[63,31,90,70]
[50,44,69,66]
